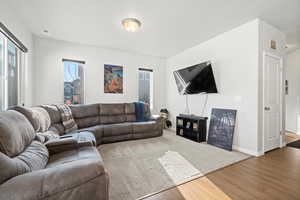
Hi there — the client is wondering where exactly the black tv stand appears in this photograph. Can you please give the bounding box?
[176,114,207,143]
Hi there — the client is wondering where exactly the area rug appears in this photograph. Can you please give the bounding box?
[98,130,250,200]
[287,139,300,149]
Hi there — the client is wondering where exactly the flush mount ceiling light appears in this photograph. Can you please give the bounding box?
[122,18,142,32]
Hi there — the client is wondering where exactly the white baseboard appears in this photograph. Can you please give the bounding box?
[233,145,263,157]
[285,128,299,134]
[167,129,263,157]
[285,129,299,134]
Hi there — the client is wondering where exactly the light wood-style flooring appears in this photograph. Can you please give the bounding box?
[143,147,300,200]
[285,132,300,144]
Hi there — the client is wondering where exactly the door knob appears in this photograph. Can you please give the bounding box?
[264,107,270,111]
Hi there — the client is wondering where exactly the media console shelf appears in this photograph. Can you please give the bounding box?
[176,114,207,143]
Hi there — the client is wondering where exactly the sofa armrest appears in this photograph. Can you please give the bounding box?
[0,159,109,200]
[45,134,95,155]
[149,114,163,122]
[150,115,164,133]
[45,137,78,155]
[46,136,77,147]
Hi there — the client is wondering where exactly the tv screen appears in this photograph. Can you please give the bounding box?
[173,62,217,95]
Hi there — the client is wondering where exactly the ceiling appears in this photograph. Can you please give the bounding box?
[7,0,300,58]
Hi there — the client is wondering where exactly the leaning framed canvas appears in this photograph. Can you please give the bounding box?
[104,64,123,93]
[207,108,237,151]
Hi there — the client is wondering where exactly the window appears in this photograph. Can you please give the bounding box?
[0,23,27,111]
[0,33,22,111]
[0,35,3,110]
[138,68,153,109]
[63,59,85,104]
[7,40,18,107]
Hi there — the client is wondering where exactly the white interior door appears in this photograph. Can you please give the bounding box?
[263,52,282,152]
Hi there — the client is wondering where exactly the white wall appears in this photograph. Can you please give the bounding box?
[0,0,34,106]
[33,37,166,114]
[166,20,260,155]
[285,49,300,134]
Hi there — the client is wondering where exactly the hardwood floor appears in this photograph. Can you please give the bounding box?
[143,147,300,200]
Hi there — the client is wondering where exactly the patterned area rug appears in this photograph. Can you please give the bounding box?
[98,130,250,200]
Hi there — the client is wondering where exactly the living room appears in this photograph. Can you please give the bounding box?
[0,0,300,200]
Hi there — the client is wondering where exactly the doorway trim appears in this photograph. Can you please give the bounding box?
[262,51,284,154]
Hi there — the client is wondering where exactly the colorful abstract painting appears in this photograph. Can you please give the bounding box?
[104,64,123,93]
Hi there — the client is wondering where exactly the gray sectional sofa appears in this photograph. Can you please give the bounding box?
[0,102,163,200]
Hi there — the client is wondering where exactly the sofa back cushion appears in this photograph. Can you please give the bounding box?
[40,105,61,124]
[10,106,51,132]
[40,105,65,135]
[0,141,49,184]
[69,104,100,128]
[144,103,151,119]
[0,110,35,157]
[99,103,126,124]
[125,103,136,122]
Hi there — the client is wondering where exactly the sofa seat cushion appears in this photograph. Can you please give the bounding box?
[0,141,49,184]
[0,110,35,157]
[102,123,133,137]
[47,146,102,168]
[100,115,126,124]
[132,121,158,133]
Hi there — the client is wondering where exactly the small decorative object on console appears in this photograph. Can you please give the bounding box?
[177,119,183,126]
[160,108,172,128]
[186,121,191,129]
[193,123,198,131]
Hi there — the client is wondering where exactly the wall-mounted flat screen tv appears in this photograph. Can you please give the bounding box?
[173,61,218,95]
